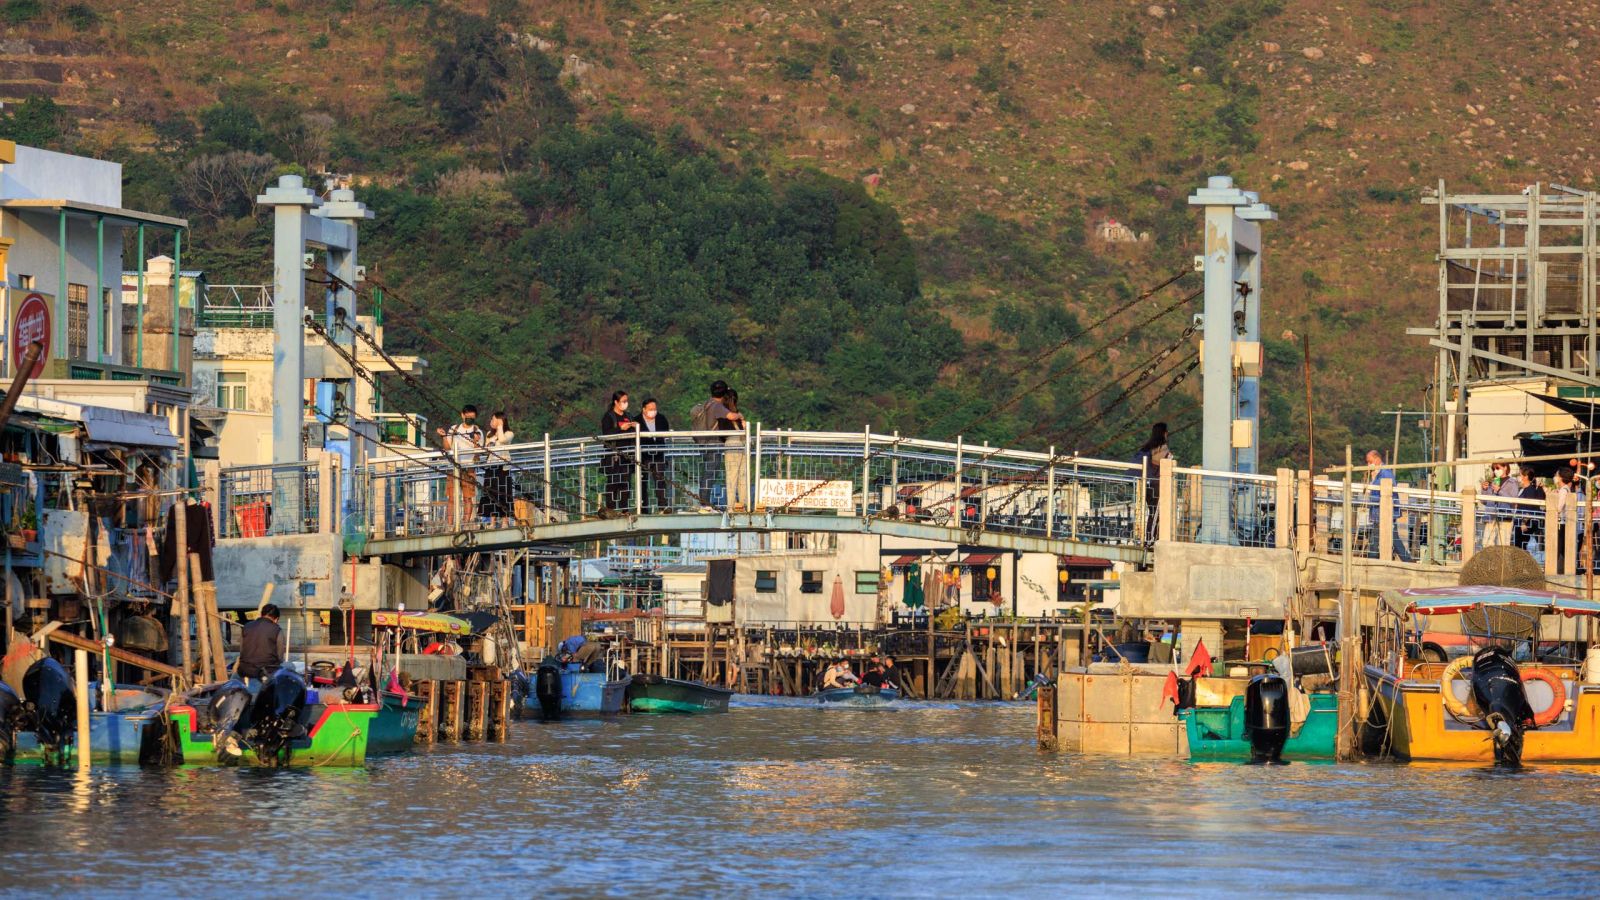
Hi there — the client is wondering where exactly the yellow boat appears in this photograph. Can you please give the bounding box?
[1364,586,1600,764]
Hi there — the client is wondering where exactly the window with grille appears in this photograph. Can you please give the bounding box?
[216,371,248,410]
[67,283,87,359]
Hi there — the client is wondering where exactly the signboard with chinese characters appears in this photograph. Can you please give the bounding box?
[10,291,51,378]
[757,478,854,511]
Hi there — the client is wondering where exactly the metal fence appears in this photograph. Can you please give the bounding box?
[216,460,321,539]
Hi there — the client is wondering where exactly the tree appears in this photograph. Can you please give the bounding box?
[423,11,507,135]
[0,96,66,147]
[199,102,265,153]
[180,151,276,221]
[480,45,574,171]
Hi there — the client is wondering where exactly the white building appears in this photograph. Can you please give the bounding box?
[0,141,188,378]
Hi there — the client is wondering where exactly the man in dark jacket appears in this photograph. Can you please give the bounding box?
[238,604,284,686]
[638,398,672,512]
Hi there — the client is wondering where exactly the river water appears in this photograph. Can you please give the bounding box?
[4,699,1600,897]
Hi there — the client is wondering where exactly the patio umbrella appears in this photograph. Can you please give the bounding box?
[902,563,924,608]
[830,575,846,620]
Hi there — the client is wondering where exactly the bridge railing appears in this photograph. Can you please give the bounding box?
[216,459,323,539]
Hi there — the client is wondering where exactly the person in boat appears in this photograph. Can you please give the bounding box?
[558,634,603,671]
[861,663,888,688]
[821,660,858,689]
[880,656,901,691]
[237,603,284,692]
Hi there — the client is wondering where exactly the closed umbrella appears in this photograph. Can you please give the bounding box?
[830,575,846,620]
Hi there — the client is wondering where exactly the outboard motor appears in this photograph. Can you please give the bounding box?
[21,658,76,756]
[508,670,532,720]
[247,667,309,765]
[1469,645,1535,767]
[534,661,563,722]
[1243,673,1292,764]
[0,681,21,760]
[205,679,254,758]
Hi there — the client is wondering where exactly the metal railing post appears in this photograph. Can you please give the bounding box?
[1071,456,1080,540]
[579,440,588,518]
[890,430,900,515]
[1134,456,1147,544]
[543,432,552,522]
[752,422,762,512]
[1158,458,1176,543]
[860,425,871,518]
[318,455,336,534]
[374,466,388,539]
[1046,447,1056,538]
[979,440,988,528]
[1459,487,1477,563]
[1275,468,1293,549]
[1544,495,1559,577]
[634,428,643,516]
[1378,480,1394,562]
[952,435,963,523]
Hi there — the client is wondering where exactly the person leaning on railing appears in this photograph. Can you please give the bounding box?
[1479,461,1518,547]
[1363,450,1412,563]
[1512,467,1546,553]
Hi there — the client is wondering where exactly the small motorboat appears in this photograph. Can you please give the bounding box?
[625,673,732,714]
[169,668,377,767]
[526,661,628,720]
[815,684,901,707]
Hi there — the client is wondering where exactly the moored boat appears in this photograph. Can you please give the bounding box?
[525,662,627,719]
[815,684,901,707]
[169,669,377,767]
[625,673,732,714]
[1182,692,1337,761]
[1365,586,1600,765]
[366,689,424,755]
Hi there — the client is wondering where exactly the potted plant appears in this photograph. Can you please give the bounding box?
[17,506,36,543]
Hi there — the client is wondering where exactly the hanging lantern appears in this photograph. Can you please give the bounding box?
[882,566,894,586]
[986,566,998,582]
[1057,569,1069,584]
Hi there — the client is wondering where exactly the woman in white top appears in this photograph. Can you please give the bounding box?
[479,411,516,523]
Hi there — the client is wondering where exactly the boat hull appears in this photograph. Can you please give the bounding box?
[367,690,423,755]
[539,668,627,715]
[5,685,167,765]
[1181,693,1337,761]
[625,675,732,714]
[815,685,901,706]
[168,701,378,767]
[1366,664,1600,763]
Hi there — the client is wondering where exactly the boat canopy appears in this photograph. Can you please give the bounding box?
[1381,585,1600,619]
[371,610,473,634]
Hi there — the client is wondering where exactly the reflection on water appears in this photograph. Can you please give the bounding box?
[5,702,1600,896]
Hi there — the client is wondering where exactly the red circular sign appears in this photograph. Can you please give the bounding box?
[13,293,50,378]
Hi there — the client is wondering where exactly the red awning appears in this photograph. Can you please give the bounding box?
[1058,555,1113,569]
[960,553,1000,568]
[889,554,923,567]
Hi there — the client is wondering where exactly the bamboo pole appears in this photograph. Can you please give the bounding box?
[173,501,191,680]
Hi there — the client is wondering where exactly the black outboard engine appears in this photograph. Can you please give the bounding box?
[247,667,309,765]
[1469,645,1535,767]
[508,669,532,720]
[205,679,255,758]
[534,660,563,722]
[22,657,76,756]
[0,681,21,760]
[1244,673,1291,764]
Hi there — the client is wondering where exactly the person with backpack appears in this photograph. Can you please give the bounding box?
[1133,422,1170,540]
[690,380,738,508]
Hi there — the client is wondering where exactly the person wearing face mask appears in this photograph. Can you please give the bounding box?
[638,398,672,513]
[600,391,636,512]
[436,404,483,528]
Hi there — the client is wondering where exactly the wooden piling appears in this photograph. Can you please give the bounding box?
[1036,683,1058,751]
[415,681,437,744]
[465,681,487,741]
[439,681,463,742]
[489,680,509,741]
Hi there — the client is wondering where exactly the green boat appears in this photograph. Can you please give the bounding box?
[625,674,733,714]
[1181,692,1338,761]
[168,698,377,767]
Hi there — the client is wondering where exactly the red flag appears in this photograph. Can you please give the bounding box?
[1160,670,1180,708]
[1185,639,1214,678]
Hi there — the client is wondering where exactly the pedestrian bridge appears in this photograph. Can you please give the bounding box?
[212,429,1567,575]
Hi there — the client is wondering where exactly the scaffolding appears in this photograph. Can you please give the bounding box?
[1409,181,1600,466]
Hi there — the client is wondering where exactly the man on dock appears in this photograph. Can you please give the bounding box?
[238,604,284,690]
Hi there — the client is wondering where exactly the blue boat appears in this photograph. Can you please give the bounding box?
[524,663,628,717]
[3,683,166,765]
[815,684,901,707]
[367,689,424,754]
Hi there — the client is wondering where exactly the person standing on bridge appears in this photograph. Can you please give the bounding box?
[1133,422,1170,541]
[719,389,749,511]
[479,411,515,525]
[1363,450,1411,563]
[691,380,735,508]
[639,398,672,513]
[437,405,484,529]
[600,391,636,513]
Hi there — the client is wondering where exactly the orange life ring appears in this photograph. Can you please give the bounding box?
[1439,656,1477,719]
[1520,668,1568,727]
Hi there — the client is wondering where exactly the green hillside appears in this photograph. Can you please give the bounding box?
[3,0,1587,466]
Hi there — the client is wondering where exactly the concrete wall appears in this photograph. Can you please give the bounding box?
[1,144,120,206]
[1126,541,1296,620]
[1060,666,1251,756]
[212,532,342,610]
